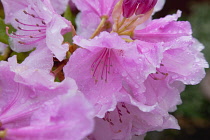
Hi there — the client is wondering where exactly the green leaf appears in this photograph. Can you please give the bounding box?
[63,6,76,44]
[64,5,76,26]
[0,18,15,44]
[0,18,9,44]
[10,49,34,63]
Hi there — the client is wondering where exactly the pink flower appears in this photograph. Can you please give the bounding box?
[133,11,209,84]
[64,31,164,117]
[0,61,73,129]
[86,70,185,139]
[3,0,71,61]
[72,0,118,17]
[1,93,94,140]
[89,102,179,140]
[161,37,208,85]
[133,11,191,42]
[50,0,69,14]
[1,0,30,24]
[7,47,54,86]
[0,50,94,139]
[72,0,118,38]
[2,0,69,23]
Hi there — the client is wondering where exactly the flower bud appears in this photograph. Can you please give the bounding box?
[122,0,157,18]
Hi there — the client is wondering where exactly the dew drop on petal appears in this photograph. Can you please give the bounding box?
[29,93,37,99]
[134,84,139,88]
[122,71,127,77]
[20,98,26,104]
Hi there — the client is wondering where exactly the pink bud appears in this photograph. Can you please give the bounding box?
[122,0,138,18]
[122,0,157,18]
[136,0,158,15]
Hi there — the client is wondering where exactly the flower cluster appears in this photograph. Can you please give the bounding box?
[0,0,208,140]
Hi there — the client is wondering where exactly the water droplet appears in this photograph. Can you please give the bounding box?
[29,93,37,99]
[121,71,127,77]
[20,98,26,104]
[134,84,139,88]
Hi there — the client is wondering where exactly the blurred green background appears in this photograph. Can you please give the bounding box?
[0,0,210,139]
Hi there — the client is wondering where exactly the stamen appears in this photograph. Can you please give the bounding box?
[17,36,46,45]
[108,49,112,73]
[121,102,130,114]
[17,27,46,32]
[103,112,114,125]
[101,50,109,80]
[23,10,27,14]
[92,49,107,80]
[12,32,46,38]
[42,21,46,25]
[18,41,25,44]
[15,18,46,28]
[23,10,44,20]
[150,63,168,80]
[116,105,123,123]
[7,10,48,46]
[91,48,112,83]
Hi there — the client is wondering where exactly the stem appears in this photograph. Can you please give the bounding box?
[70,23,77,37]
[52,62,66,76]
[117,17,126,31]
[122,38,134,42]
[0,130,6,138]
[118,30,133,36]
[69,44,77,54]
[118,16,139,33]
[90,16,108,39]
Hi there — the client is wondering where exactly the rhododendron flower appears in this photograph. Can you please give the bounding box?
[2,0,69,23]
[64,31,165,117]
[1,93,94,140]
[63,3,208,139]
[133,11,209,84]
[161,37,208,85]
[72,0,118,38]
[0,0,208,139]
[133,11,191,42]
[50,0,69,14]
[85,69,185,139]
[8,47,55,86]
[0,60,73,128]
[89,102,179,140]
[0,51,94,139]
[73,0,165,38]
[3,0,71,61]
[72,0,118,17]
